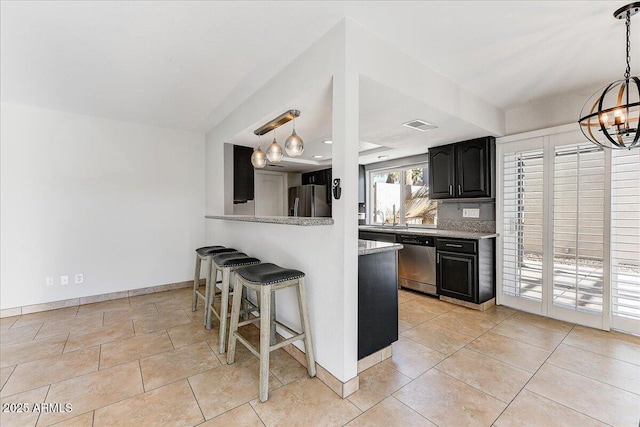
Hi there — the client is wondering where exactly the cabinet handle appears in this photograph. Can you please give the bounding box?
[446,243,463,248]
[437,253,440,263]
[458,184,462,195]
[449,185,453,196]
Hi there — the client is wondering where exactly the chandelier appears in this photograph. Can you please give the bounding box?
[579,2,640,150]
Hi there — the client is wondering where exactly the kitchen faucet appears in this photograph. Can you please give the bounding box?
[392,204,397,227]
[375,209,385,225]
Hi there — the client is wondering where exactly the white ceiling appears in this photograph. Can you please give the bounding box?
[1,1,635,171]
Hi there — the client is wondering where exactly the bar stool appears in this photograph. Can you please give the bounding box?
[227,263,316,402]
[192,246,237,326]
[207,252,261,353]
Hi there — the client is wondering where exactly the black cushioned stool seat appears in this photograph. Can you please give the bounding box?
[206,252,262,353]
[192,246,238,327]
[212,252,261,268]
[228,262,315,402]
[236,263,304,285]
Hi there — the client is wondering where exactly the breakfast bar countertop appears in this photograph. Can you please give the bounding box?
[206,215,334,226]
[358,225,498,240]
[358,239,403,255]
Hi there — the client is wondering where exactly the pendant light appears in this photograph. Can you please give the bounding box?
[251,135,267,168]
[251,146,266,168]
[285,118,304,156]
[578,2,640,149]
[266,129,283,163]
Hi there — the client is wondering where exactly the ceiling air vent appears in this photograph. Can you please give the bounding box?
[402,120,438,132]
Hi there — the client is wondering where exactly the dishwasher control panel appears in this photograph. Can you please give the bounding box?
[397,235,435,247]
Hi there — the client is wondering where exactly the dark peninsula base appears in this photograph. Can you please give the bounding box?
[358,250,399,360]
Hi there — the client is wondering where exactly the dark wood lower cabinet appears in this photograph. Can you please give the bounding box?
[436,238,495,304]
[358,250,398,360]
[437,251,477,302]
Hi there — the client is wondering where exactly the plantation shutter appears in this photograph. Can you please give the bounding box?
[502,148,544,301]
[611,149,640,327]
[552,143,605,314]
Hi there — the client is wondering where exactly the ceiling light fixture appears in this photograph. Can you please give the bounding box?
[323,140,333,144]
[252,110,303,167]
[313,155,323,159]
[579,2,640,149]
[378,155,389,160]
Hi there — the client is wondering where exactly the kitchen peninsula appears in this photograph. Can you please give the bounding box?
[358,239,402,364]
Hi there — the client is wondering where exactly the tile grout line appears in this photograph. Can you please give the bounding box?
[390,395,437,427]
[185,377,208,425]
[488,322,580,424]
[524,388,615,427]
[559,338,640,367]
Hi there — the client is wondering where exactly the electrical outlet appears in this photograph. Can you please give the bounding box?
[463,208,480,218]
[60,275,69,285]
[46,277,54,287]
[75,273,84,284]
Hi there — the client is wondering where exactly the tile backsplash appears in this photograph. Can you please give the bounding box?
[437,200,496,233]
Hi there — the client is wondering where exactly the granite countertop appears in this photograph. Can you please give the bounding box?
[206,215,334,226]
[358,239,403,255]
[359,225,498,240]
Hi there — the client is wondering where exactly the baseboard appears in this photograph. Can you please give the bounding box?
[440,295,496,311]
[282,342,360,398]
[0,279,200,318]
[357,345,393,373]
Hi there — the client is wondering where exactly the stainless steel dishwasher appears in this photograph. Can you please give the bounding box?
[397,234,437,295]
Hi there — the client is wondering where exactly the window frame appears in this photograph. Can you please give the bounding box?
[366,160,435,227]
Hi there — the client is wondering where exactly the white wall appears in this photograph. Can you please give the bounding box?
[505,82,606,135]
[206,21,355,381]
[0,103,205,310]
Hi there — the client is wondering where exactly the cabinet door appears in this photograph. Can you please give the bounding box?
[455,137,493,198]
[301,172,313,185]
[358,165,366,204]
[428,145,455,199]
[324,168,332,204]
[437,251,477,302]
[233,145,255,203]
[316,169,331,186]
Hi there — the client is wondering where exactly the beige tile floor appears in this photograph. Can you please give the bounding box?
[1,287,639,426]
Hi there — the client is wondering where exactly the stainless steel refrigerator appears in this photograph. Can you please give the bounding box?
[288,185,330,217]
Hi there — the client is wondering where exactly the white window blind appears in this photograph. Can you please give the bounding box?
[502,149,544,301]
[553,143,605,314]
[611,149,640,322]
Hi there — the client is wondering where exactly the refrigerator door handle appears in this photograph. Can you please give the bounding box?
[294,197,300,217]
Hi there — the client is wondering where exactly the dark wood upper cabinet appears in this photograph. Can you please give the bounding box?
[233,145,254,203]
[428,136,495,199]
[456,137,493,198]
[428,145,455,199]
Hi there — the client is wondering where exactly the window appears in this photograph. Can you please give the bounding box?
[369,164,437,226]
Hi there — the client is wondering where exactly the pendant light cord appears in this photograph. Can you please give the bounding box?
[626,10,631,80]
